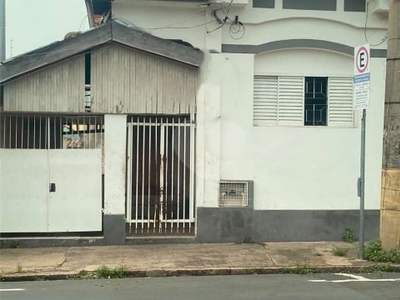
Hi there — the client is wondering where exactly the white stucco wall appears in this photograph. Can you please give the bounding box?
[112,1,207,49]
[111,0,387,211]
[214,50,384,210]
[104,114,127,215]
[112,0,387,51]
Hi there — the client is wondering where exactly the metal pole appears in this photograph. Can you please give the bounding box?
[0,0,5,62]
[359,108,366,259]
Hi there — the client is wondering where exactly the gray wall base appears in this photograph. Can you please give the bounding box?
[0,210,380,247]
[196,208,380,243]
[0,237,104,248]
[103,214,125,245]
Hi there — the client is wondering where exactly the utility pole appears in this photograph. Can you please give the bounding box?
[381,0,400,251]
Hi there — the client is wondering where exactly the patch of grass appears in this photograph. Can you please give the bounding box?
[246,268,262,275]
[364,240,400,264]
[73,266,128,280]
[280,264,315,274]
[242,236,254,244]
[12,240,20,249]
[280,267,292,274]
[16,263,23,273]
[73,270,92,280]
[332,247,349,257]
[359,264,396,273]
[342,228,356,243]
[94,265,127,279]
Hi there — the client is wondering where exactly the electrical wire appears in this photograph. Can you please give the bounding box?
[226,0,235,16]
[229,22,245,40]
[148,19,217,31]
[207,22,226,34]
[206,0,246,39]
[79,15,89,32]
[144,5,215,31]
[221,0,235,21]
[364,2,388,47]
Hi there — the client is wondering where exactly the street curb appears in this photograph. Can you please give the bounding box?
[2,265,400,282]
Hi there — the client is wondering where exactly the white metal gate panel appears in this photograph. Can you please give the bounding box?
[48,150,102,232]
[126,115,195,235]
[0,114,104,233]
[0,150,49,232]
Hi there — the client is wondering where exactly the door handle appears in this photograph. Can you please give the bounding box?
[49,183,56,193]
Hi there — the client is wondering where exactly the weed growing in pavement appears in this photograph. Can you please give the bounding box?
[12,240,20,249]
[236,236,255,244]
[247,268,263,275]
[72,265,128,280]
[73,270,92,280]
[364,240,400,263]
[280,264,315,274]
[332,247,349,257]
[16,263,23,273]
[359,264,397,273]
[342,228,356,243]
[95,265,127,279]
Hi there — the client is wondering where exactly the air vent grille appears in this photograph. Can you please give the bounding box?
[219,181,249,207]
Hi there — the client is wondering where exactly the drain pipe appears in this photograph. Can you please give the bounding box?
[0,0,5,62]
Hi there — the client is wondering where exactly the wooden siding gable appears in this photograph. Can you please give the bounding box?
[0,21,203,85]
[91,44,199,114]
[4,56,85,113]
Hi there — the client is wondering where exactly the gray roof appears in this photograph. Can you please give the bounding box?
[0,21,204,84]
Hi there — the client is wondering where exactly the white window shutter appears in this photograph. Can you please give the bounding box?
[328,77,355,127]
[278,76,304,126]
[253,76,279,126]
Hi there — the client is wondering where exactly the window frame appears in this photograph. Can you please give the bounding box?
[253,74,356,128]
[304,76,328,127]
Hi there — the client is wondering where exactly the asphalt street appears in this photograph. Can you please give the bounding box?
[1,273,399,300]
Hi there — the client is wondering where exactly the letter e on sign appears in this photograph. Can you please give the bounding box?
[354,44,370,76]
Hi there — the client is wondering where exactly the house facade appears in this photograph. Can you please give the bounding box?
[0,0,389,245]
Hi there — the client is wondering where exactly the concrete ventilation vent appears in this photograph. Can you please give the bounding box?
[219,181,249,207]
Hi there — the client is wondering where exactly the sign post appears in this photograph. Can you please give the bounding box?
[354,44,370,259]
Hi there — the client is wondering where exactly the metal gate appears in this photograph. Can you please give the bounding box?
[0,113,103,233]
[126,115,195,235]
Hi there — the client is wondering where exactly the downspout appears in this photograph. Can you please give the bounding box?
[85,0,96,28]
[0,0,5,62]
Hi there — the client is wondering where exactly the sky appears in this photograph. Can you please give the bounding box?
[5,0,89,59]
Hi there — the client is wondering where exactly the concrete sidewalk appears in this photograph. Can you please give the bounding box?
[0,242,397,281]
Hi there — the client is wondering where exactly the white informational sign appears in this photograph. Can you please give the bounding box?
[353,44,370,110]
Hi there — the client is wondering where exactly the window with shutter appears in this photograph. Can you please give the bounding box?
[253,76,278,126]
[253,75,355,127]
[278,76,304,126]
[253,76,304,126]
[328,77,355,127]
